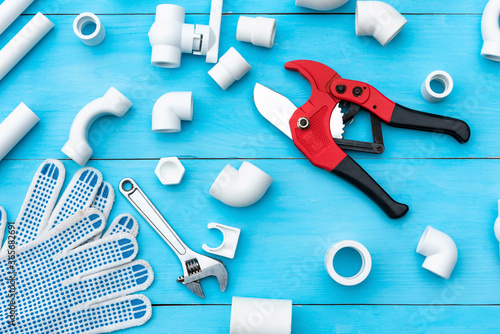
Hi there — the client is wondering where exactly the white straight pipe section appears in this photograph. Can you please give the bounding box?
[0,0,35,35]
[0,12,54,81]
[0,103,39,161]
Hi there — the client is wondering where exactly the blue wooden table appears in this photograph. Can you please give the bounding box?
[1,0,499,332]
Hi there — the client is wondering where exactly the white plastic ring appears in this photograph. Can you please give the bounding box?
[421,70,453,103]
[73,13,106,46]
[324,240,372,286]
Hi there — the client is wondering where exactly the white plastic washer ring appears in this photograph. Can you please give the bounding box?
[73,12,106,46]
[324,240,372,286]
[421,70,454,103]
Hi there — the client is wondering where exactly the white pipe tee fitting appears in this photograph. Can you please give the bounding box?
[481,0,500,61]
[355,1,407,46]
[152,92,193,133]
[421,71,453,103]
[208,47,251,90]
[237,16,277,48]
[0,103,39,162]
[73,13,106,46]
[295,0,349,11]
[416,226,458,279]
[230,297,292,334]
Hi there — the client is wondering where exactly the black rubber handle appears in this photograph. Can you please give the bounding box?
[332,156,409,219]
[390,104,471,143]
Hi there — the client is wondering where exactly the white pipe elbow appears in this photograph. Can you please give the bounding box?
[494,200,500,256]
[355,1,407,46]
[210,162,273,208]
[152,92,193,133]
[416,226,458,279]
[62,87,132,166]
[481,0,500,61]
[295,0,349,11]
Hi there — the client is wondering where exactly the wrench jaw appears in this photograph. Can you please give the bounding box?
[177,254,228,298]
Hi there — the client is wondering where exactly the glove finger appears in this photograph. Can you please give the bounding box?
[0,206,6,248]
[88,182,115,242]
[103,214,139,238]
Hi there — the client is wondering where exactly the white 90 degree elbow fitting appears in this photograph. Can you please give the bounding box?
[295,0,349,11]
[494,200,500,256]
[355,1,407,46]
[0,103,39,162]
[152,92,193,133]
[62,87,133,166]
[208,47,252,90]
[237,16,277,48]
[210,162,273,207]
[230,297,292,334]
[416,226,458,279]
[481,0,500,61]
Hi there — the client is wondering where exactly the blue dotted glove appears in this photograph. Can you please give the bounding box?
[0,160,154,333]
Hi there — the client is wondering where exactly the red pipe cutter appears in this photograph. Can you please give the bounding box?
[253,60,471,219]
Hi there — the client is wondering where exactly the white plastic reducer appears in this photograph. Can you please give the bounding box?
[236,16,277,48]
[295,0,349,11]
[355,1,407,46]
[481,0,500,61]
[148,1,222,68]
[325,240,372,286]
[155,157,185,185]
[0,103,39,162]
[416,226,458,279]
[0,0,34,35]
[73,13,106,46]
[494,200,500,257]
[0,12,54,81]
[208,47,252,90]
[202,223,241,259]
[230,297,292,334]
[209,161,273,208]
[152,92,193,133]
[421,71,454,103]
[62,87,133,166]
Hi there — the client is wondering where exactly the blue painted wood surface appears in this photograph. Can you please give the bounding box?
[0,0,499,332]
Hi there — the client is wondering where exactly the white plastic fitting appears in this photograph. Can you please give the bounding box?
[62,87,133,166]
[209,162,273,208]
[230,297,292,334]
[236,16,277,48]
[324,240,372,286]
[416,226,458,279]
[208,47,252,90]
[155,157,185,185]
[202,223,241,259]
[0,103,39,162]
[355,1,407,46]
[0,0,34,35]
[295,0,349,11]
[0,13,54,81]
[494,200,500,256]
[421,71,454,103]
[152,92,193,133]
[73,13,106,46]
[481,0,500,61]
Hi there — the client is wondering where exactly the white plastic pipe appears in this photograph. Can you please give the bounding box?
[62,87,133,166]
[209,162,273,207]
[237,16,277,48]
[295,0,349,11]
[152,92,193,133]
[494,200,500,256]
[0,103,39,161]
[481,0,500,61]
[0,0,34,35]
[0,12,54,81]
[208,47,251,90]
[355,1,407,46]
[416,226,458,279]
[230,297,292,334]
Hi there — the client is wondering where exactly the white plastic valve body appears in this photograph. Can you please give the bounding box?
[295,0,349,11]
[421,71,454,103]
[62,87,133,166]
[208,47,251,90]
[355,1,407,46]
[494,200,500,256]
[481,0,500,61]
[0,0,35,35]
[73,13,106,46]
[152,92,193,133]
[202,223,241,259]
[0,103,39,162]
[237,16,277,48]
[324,240,372,286]
[0,13,54,81]
[230,297,292,334]
[416,226,458,279]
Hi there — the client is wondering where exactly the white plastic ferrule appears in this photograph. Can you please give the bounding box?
[152,92,193,133]
[230,297,292,334]
[295,0,349,11]
[0,103,39,161]
[421,71,453,103]
[324,240,372,286]
[73,13,106,46]
[417,226,458,279]
[0,0,34,35]
[208,47,251,90]
[237,16,277,48]
[481,0,500,61]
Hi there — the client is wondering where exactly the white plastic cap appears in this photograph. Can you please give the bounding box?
[237,16,277,48]
[208,47,252,90]
[230,297,292,334]
[155,157,185,185]
[152,92,193,133]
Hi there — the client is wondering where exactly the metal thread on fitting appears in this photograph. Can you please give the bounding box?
[73,13,106,46]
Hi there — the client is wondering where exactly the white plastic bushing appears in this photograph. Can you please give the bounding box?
[152,92,193,133]
[230,297,292,334]
[0,103,39,162]
[324,240,372,286]
[202,223,241,259]
[417,226,458,279]
[73,13,106,46]
[421,71,454,103]
[236,16,277,48]
[208,47,251,90]
[155,157,185,185]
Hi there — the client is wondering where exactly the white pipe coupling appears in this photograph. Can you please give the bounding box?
[73,13,106,46]
[62,87,133,166]
[0,103,39,162]
[230,297,292,334]
[421,71,453,103]
[416,226,458,279]
[237,16,277,48]
[0,0,34,35]
[494,200,500,257]
[355,1,407,46]
[325,240,372,286]
[295,0,349,11]
[208,47,251,90]
[152,92,193,133]
[209,162,273,207]
[481,0,500,61]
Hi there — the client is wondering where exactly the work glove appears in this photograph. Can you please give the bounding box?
[0,160,154,333]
